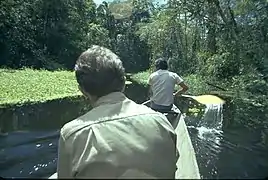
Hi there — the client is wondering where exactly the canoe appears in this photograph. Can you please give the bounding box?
[142,100,200,179]
[48,100,200,179]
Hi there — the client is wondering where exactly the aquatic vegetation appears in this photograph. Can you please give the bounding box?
[0,68,81,107]
[0,69,141,107]
[131,71,150,86]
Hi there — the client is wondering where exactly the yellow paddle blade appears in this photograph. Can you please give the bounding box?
[192,95,225,104]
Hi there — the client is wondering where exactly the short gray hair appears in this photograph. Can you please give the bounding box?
[75,45,125,97]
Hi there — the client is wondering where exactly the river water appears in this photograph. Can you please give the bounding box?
[0,103,268,178]
[188,103,268,179]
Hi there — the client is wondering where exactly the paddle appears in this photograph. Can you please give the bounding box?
[181,94,225,105]
[143,95,225,106]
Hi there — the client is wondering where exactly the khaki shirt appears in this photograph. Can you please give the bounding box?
[57,92,178,179]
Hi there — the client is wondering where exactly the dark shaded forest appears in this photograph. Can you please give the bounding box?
[1,0,268,77]
[1,0,268,131]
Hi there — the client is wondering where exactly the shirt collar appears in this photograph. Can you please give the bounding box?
[93,92,126,108]
[157,69,168,72]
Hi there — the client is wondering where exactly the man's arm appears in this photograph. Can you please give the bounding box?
[148,85,153,98]
[147,76,153,99]
[174,82,188,97]
[173,74,189,97]
[57,134,72,178]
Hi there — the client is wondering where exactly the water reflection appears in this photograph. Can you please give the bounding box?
[0,131,59,178]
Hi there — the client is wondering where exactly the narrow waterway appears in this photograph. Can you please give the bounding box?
[0,102,268,178]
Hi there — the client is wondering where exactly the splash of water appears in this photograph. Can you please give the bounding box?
[202,103,224,129]
[196,102,224,141]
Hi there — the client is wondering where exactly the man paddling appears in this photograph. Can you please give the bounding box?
[148,58,189,113]
[57,46,178,179]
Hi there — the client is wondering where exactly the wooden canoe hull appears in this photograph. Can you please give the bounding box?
[173,109,200,179]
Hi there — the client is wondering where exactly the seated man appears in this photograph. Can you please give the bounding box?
[57,45,178,179]
[147,58,189,113]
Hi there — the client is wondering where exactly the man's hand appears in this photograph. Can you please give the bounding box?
[173,92,182,97]
[174,82,188,98]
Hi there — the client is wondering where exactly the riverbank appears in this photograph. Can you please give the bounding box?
[0,68,208,134]
[0,69,81,107]
[0,68,135,107]
[0,69,210,107]
[0,68,133,133]
[1,68,267,140]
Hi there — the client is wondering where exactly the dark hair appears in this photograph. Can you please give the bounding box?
[74,45,125,97]
[155,58,168,70]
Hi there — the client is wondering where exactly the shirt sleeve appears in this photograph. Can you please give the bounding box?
[174,73,183,84]
[147,75,152,85]
[57,133,72,178]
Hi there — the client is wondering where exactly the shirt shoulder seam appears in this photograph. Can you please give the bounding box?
[63,112,165,140]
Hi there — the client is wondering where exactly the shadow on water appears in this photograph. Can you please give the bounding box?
[187,102,268,179]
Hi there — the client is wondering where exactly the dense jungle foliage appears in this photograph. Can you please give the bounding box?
[1,0,268,131]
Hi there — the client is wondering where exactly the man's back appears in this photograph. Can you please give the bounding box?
[58,92,178,179]
[148,70,183,106]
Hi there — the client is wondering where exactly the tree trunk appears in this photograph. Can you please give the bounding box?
[206,0,217,54]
